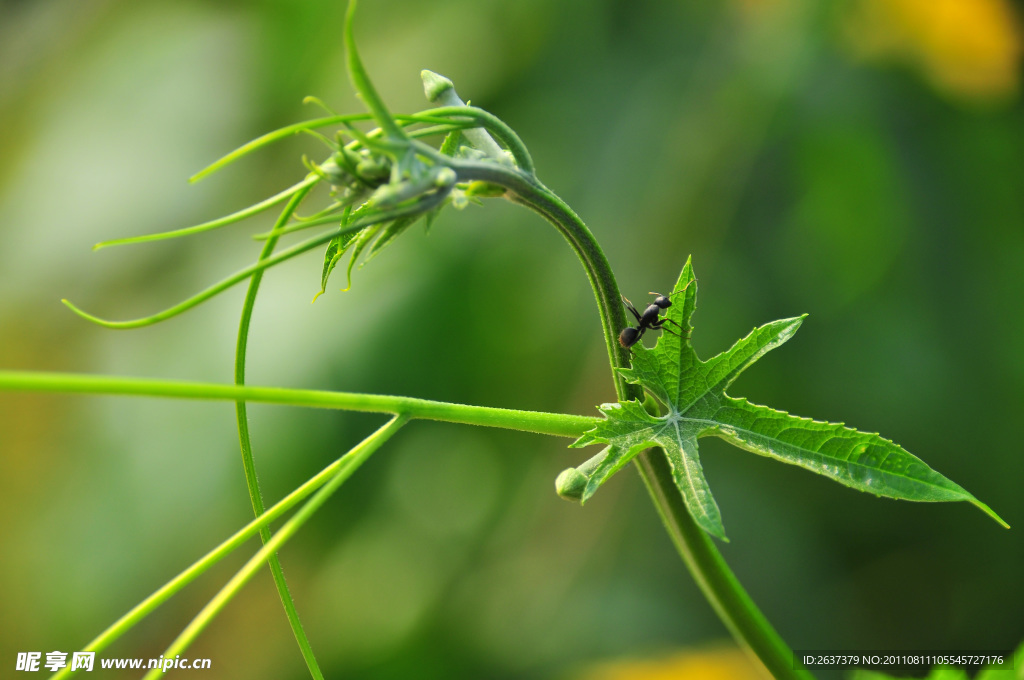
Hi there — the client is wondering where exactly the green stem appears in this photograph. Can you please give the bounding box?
[50,424,370,680]
[139,415,409,680]
[633,452,810,679]
[445,158,811,680]
[0,371,597,437]
[234,186,323,679]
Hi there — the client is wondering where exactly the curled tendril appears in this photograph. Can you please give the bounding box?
[92,175,320,250]
[75,2,536,337]
[65,189,452,329]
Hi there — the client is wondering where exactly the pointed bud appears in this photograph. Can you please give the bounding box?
[421,70,454,103]
[555,467,587,502]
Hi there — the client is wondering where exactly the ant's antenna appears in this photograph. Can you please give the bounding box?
[650,279,696,299]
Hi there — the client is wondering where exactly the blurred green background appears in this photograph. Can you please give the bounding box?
[1,0,1022,678]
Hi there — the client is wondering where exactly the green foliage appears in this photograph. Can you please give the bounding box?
[312,226,358,302]
[4,4,1010,678]
[570,258,1007,540]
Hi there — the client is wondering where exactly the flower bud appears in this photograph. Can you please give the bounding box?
[555,467,587,502]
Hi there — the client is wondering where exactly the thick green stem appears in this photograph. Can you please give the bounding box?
[235,185,323,679]
[0,371,596,437]
[448,159,811,680]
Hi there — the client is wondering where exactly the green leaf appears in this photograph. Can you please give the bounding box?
[312,213,358,303]
[571,257,1007,540]
[366,215,420,261]
[438,128,463,157]
[342,223,382,291]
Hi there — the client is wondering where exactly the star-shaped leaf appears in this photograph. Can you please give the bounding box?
[570,257,1007,541]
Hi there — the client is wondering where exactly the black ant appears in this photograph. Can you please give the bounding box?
[618,283,692,349]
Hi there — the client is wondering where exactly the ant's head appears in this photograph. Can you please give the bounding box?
[650,280,695,309]
[649,292,673,309]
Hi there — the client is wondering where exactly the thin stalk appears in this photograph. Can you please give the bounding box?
[62,226,348,328]
[93,176,320,250]
[51,430,367,680]
[139,415,409,680]
[234,186,323,679]
[0,371,597,438]
[189,113,460,183]
[443,158,812,680]
[345,0,406,143]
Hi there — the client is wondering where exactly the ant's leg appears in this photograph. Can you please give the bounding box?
[621,295,642,323]
[662,317,685,330]
[651,319,689,339]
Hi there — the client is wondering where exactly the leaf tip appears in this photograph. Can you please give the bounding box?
[706,522,729,542]
[972,499,1010,529]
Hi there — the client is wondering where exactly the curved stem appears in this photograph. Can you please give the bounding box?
[440,160,631,392]
[50,424,373,680]
[423,106,534,174]
[448,159,811,680]
[632,451,809,679]
[140,415,409,680]
[62,225,349,329]
[0,371,597,437]
[234,185,323,679]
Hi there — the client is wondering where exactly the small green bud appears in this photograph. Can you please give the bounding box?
[433,167,457,188]
[370,184,402,207]
[371,166,457,209]
[319,156,352,187]
[421,71,507,164]
[555,467,587,502]
[356,157,390,183]
[449,188,468,210]
[465,181,505,199]
[459,146,488,162]
[421,70,454,103]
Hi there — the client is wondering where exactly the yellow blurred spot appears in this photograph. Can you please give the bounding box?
[846,0,1022,100]
[574,645,767,680]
